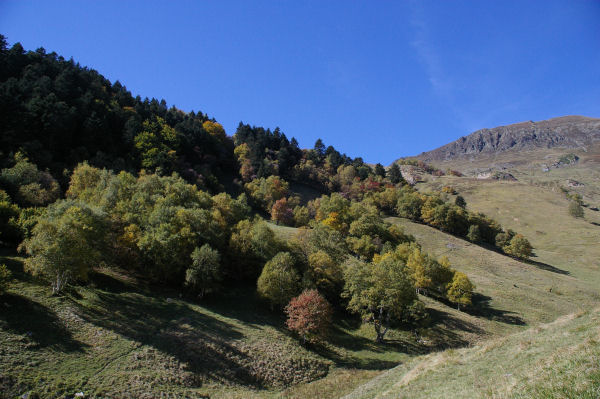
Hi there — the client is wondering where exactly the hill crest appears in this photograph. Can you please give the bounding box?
[414,115,600,162]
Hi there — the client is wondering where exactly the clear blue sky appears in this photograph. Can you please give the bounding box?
[1,1,599,164]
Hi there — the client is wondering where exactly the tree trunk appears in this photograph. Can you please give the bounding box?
[373,306,390,343]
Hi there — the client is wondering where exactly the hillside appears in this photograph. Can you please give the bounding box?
[2,36,600,399]
[343,307,600,399]
[345,173,600,398]
[414,116,600,163]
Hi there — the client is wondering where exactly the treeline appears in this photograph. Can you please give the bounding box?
[0,35,232,191]
[0,35,393,199]
[241,169,532,260]
[370,187,532,259]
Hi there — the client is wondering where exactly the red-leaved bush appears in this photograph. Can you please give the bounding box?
[271,197,294,225]
[285,289,332,344]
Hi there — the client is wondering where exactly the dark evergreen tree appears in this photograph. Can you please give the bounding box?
[388,163,403,184]
[374,163,386,178]
[314,138,326,157]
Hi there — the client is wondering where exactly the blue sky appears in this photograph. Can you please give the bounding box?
[1,1,599,164]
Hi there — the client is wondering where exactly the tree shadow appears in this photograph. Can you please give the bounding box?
[0,293,86,352]
[423,307,484,350]
[73,287,268,387]
[199,284,285,330]
[468,293,526,326]
[523,258,570,275]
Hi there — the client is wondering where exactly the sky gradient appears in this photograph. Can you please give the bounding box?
[2,1,599,164]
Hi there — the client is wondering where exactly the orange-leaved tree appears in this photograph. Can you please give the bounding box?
[285,289,332,344]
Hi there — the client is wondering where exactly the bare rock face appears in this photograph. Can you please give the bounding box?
[416,116,600,162]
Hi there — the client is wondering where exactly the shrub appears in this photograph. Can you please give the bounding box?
[285,289,332,344]
[0,264,11,294]
[568,201,584,218]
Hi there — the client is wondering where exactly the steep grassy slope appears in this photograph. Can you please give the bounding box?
[4,168,600,398]
[343,307,600,399]
[0,250,462,399]
[345,149,600,398]
[387,217,598,335]
[417,175,600,284]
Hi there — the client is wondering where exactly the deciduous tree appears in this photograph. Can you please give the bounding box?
[185,244,222,299]
[503,234,533,260]
[257,252,301,308]
[22,201,107,294]
[285,289,332,344]
[446,271,474,311]
[343,257,416,343]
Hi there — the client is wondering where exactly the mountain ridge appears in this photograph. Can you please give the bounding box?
[413,115,600,163]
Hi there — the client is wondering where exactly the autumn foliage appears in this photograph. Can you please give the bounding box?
[285,289,332,344]
[271,197,294,225]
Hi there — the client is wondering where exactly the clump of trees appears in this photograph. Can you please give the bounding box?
[21,200,106,294]
[0,36,234,192]
[0,36,488,349]
[368,185,533,260]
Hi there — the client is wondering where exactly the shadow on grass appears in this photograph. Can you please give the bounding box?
[524,258,570,275]
[73,281,269,387]
[0,293,86,352]
[311,341,400,370]
[197,283,291,331]
[469,293,526,326]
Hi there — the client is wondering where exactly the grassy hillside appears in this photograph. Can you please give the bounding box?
[417,175,600,284]
[343,307,600,399]
[343,149,600,398]
[4,153,600,398]
[0,248,471,399]
[387,217,598,335]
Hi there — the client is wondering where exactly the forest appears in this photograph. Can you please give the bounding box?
[0,35,533,345]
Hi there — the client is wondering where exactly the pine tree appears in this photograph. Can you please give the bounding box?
[388,163,404,184]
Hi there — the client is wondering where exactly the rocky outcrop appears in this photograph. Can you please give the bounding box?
[416,116,600,162]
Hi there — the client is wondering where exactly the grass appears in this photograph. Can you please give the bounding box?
[0,249,472,399]
[4,151,600,398]
[340,146,600,398]
[342,307,600,399]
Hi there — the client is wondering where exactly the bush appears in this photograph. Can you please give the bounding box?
[0,264,11,294]
[285,289,332,344]
[568,201,584,218]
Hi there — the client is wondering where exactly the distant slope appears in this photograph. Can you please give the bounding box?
[414,116,600,162]
[343,307,600,399]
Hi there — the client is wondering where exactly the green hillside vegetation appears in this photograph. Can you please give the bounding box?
[343,307,600,399]
[1,35,599,399]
